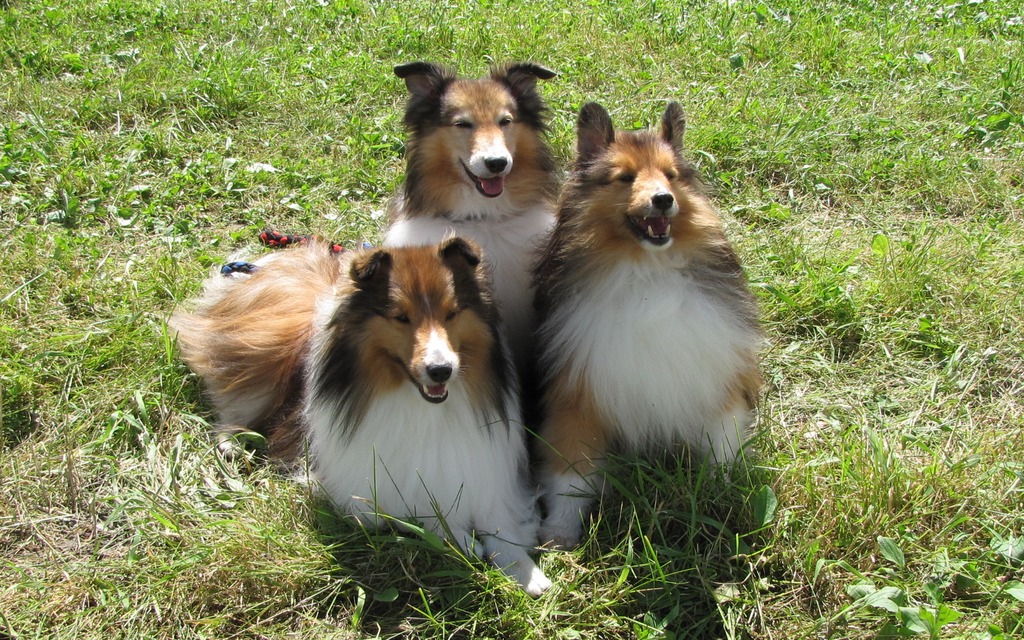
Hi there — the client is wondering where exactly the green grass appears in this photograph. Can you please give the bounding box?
[2,0,1022,637]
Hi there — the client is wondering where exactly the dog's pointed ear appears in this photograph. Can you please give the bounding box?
[439,237,493,310]
[492,62,556,129]
[438,236,482,270]
[661,102,686,153]
[577,102,615,163]
[394,61,455,98]
[349,248,393,287]
[492,62,557,96]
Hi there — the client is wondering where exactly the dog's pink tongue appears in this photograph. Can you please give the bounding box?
[479,176,504,196]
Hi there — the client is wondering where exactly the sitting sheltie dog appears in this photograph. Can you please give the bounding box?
[171,239,551,596]
[532,102,764,548]
[384,61,559,368]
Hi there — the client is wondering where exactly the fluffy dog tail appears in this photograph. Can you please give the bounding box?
[171,244,345,459]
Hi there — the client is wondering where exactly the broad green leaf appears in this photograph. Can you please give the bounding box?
[936,604,963,626]
[373,587,400,602]
[871,233,890,260]
[992,534,1024,564]
[753,485,778,527]
[899,606,936,635]
[878,536,906,569]
[846,580,876,600]
[860,586,904,613]
[1003,580,1024,602]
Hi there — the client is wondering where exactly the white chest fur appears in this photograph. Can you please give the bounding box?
[539,258,762,453]
[305,380,529,535]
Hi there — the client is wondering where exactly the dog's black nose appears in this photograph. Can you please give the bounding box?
[484,157,508,174]
[651,192,675,211]
[426,363,453,383]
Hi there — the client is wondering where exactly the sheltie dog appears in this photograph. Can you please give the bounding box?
[171,239,551,596]
[384,61,559,368]
[532,102,763,548]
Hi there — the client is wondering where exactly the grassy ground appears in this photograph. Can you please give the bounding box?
[2,0,1022,637]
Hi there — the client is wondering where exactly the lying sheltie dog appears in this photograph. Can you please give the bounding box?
[384,61,559,368]
[171,239,551,596]
[532,102,764,548]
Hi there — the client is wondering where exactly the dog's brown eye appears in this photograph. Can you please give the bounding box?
[394,314,410,324]
[498,116,513,127]
[665,170,678,180]
[453,120,473,129]
[618,173,635,183]
[445,309,459,321]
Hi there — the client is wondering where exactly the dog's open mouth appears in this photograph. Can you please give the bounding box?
[627,215,673,246]
[461,161,504,198]
[418,383,449,404]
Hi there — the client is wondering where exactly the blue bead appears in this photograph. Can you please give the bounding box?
[220,261,257,275]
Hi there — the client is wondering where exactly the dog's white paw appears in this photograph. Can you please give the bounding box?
[522,564,552,597]
[485,540,552,597]
[500,557,551,597]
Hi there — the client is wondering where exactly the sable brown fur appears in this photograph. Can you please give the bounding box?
[171,244,344,459]
[531,102,764,548]
[533,102,763,460]
[172,239,553,595]
[534,104,756,328]
[389,61,559,219]
[171,239,511,460]
[310,239,512,437]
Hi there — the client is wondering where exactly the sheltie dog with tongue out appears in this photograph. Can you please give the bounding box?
[171,238,551,596]
[384,61,559,370]
[532,102,764,549]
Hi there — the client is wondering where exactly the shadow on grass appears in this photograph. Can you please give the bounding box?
[1,388,38,450]
[296,445,772,638]
[562,448,770,638]
[309,500,541,638]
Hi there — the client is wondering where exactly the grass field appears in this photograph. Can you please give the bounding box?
[2,0,1023,637]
